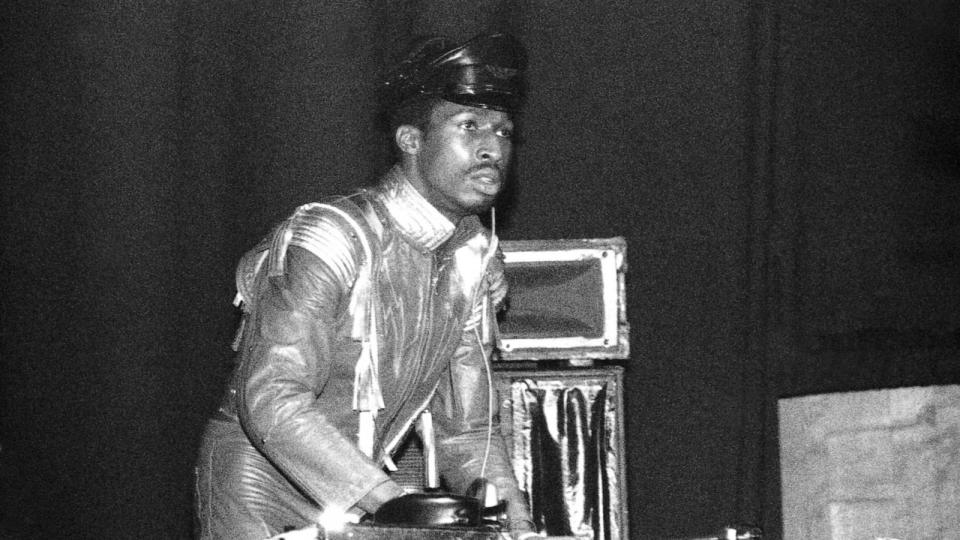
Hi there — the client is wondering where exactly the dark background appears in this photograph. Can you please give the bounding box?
[2,1,958,538]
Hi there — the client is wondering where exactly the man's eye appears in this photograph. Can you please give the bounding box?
[497,128,514,139]
[460,120,478,130]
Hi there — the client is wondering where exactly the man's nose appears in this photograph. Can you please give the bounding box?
[476,134,504,162]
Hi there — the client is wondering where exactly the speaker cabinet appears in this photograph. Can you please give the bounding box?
[496,366,628,540]
[497,238,629,362]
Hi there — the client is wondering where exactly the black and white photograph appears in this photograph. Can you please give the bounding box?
[2,2,959,538]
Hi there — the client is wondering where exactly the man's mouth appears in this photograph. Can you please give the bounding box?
[468,168,502,196]
[468,166,501,184]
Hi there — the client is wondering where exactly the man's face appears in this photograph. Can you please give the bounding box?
[408,100,514,222]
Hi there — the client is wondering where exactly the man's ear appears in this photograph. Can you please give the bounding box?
[395,125,422,155]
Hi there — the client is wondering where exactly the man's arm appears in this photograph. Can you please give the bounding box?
[429,285,536,534]
[236,244,405,514]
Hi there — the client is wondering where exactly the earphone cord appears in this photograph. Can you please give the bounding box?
[475,325,494,481]
[479,205,496,480]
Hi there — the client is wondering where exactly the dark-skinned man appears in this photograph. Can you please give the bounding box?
[195,33,539,539]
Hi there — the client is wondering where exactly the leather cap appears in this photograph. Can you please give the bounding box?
[382,33,526,113]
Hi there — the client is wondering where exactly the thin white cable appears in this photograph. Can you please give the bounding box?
[478,206,497,480]
[475,324,494,481]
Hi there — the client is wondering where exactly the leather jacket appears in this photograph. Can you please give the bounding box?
[195,166,531,538]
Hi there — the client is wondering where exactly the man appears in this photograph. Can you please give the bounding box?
[195,33,537,539]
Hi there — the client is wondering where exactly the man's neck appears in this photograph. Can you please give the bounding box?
[398,159,465,225]
[375,166,457,251]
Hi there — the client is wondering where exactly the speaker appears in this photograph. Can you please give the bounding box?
[497,237,629,362]
[496,366,628,540]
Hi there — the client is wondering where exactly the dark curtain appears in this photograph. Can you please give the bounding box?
[3,1,958,539]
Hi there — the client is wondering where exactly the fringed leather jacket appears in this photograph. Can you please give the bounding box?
[212,166,530,530]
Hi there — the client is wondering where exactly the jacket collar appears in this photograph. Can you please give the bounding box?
[375,166,456,252]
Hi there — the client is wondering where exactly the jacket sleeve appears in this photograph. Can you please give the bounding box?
[235,237,404,515]
[429,257,535,533]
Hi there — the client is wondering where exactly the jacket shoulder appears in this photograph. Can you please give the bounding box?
[233,194,381,310]
[274,195,380,282]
